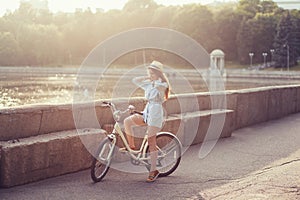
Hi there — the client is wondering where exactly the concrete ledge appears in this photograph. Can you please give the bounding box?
[101,109,234,144]
[0,129,106,187]
[2,84,300,187]
[1,85,300,141]
[297,86,300,112]
[227,85,300,129]
[0,109,42,141]
[235,89,269,129]
[164,109,234,146]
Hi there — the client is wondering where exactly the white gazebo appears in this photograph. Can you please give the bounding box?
[210,49,225,75]
[206,49,226,92]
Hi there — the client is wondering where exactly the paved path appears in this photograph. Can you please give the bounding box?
[1,113,300,200]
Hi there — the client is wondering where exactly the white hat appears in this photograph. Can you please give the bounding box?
[148,60,163,72]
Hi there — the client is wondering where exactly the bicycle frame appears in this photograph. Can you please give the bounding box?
[103,102,168,166]
[108,121,152,166]
[91,102,182,183]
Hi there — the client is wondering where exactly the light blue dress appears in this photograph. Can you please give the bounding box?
[133,77,168,128]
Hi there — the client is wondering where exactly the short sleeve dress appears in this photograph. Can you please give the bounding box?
[133,77,168,128]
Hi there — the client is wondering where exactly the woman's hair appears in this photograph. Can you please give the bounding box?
[151,68,171,100]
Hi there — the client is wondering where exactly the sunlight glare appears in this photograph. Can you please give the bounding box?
[0,0,221,16]
[48,0,126,12]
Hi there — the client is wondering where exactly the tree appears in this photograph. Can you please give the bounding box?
[123,0,158,12]
[236,13,277,64]
[0,0,299,67]
[260,0,278,14]
[215,6,242,60]
[290,10,300,66]
[33,24,63,65]
[171,4,219,52]
[237,0,261,19]
[236,19,254,64]
[150,6,177,28]
[0,32,20,65]
[273,11,294,68]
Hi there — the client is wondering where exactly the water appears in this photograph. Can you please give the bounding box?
[0,66,299,108]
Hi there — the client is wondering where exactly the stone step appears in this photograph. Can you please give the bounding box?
[0,128,106,188]
[0,109,235,188]
[103,109,235,147]
[163,109,235,146]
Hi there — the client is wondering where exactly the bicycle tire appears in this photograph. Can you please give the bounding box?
[91,138,115,182]
[145,132,182,177]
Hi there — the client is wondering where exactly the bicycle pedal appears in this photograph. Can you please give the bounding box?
[119,147,129,153]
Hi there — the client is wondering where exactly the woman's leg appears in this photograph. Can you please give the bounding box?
[147,126,160,172]
[124,114,145,149]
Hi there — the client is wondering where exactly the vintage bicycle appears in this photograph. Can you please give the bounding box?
[91,101,182,182]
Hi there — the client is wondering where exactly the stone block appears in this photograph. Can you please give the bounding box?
[297,86,300,112]
[0,129,105,187]
[165,97,181,115]
[39,108,75,134]
[0,109,42,141]
[268,88,283,120]
[220,110,235,138]
[191,110,234,145]
[163,115,185,143]
[197,94,211,110]
[226,92,238,111]
[164,110,234,147]
[235,91,249,129]
[188,112,209,145]
[72,104,103,130]
[235,89,268,129]
[281,87,297,116]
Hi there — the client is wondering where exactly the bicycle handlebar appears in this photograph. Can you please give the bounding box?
[133,110,143,115]
[102,101,142,118]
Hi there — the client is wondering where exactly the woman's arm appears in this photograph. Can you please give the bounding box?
[132,76,150,89]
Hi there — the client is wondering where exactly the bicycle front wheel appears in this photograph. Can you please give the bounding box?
[146,132,182,177]
[91,138,115,182]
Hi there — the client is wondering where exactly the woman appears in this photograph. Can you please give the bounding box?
[124,60,170,182]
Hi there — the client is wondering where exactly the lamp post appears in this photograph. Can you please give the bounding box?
[270,49,274,64]
[262,52,268,68]
[249,52,254,68]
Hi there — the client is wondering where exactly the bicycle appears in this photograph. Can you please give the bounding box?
[91,101,182,182]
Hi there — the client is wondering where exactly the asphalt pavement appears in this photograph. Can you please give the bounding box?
[1,113,300,200]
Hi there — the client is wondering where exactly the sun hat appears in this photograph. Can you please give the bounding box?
[148,60,163,72]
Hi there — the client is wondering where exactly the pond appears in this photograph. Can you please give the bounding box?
[0,66,299,108]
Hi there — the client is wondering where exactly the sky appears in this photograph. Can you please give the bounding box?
[0,0,299,16]
[0,0,236,16]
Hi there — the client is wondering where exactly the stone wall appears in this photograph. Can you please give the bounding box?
[1,85,300,141]
[1,84,300,187]
[227,85,300,129]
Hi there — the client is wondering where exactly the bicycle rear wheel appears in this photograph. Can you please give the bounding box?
[146,132,182,177]
[91,138,115,182]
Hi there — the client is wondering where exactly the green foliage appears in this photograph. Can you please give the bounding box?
[214,7,242,60]
[237,13,277,64]
[171,4,219,52]
[123,0,158,12]
[0,32,20,65]
[0,0,299,67]
[273,11,292,68]
[273,11,300,68]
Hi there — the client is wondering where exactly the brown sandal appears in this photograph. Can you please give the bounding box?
[146,170,160,182]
